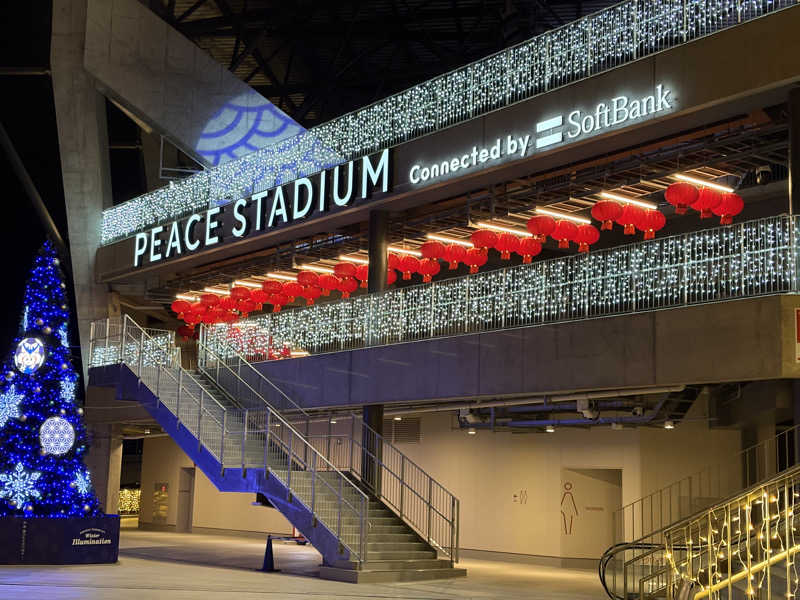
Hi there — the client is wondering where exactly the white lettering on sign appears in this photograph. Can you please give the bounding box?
[132,149,391,267]
[410,84,673,185]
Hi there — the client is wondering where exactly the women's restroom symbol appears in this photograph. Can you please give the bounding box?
[561,482,578,535]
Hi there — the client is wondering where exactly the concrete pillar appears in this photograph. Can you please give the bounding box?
[85,423,123,514]
[51,0,113,382]
[367,210,389,293]
[362,404,384,496]
[790,87,800,214]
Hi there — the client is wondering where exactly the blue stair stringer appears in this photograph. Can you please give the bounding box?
[89,363,359,567]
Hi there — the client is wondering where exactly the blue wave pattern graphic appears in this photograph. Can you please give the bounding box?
[196,93,305,166]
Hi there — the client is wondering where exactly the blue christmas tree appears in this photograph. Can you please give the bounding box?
[0,241,101,517]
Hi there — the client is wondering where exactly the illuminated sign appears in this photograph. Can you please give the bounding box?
[410,84,673,184]
[133,149,390,267]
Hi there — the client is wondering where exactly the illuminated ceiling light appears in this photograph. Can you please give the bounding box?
[387,246,422,257]
[600,191,658,210]
[664,420,675,430]
[338,254,370,264]
[674,173,734,193]
[266,272,297,281]
[329,418,337,424]
[175,293,198,301]
[535,207,591,224]
[545,425,555,433]
[233,280,262,289]
[203,287,230,295]
[467,428,477,435]
[301,264,336,274]
[290,350,310,357]
[393,416,402,421]
[426,233,473,247]
[474,221,533,237]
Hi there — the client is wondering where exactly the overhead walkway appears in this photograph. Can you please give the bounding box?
[600,426,800,599]
[88,315,464,583]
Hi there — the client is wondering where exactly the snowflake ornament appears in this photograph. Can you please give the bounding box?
[60,378,76,402]
[0,462,41,508]
[0,385,24,428]
[58,323,69,348]
[74,470,91,495]
[39,416,75,455]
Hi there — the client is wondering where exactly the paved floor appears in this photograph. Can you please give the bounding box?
[0,523,605,599]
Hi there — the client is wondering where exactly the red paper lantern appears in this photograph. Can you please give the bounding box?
[617,205,644,235]
[443,244,467,269]
[387,253,401,271]
[591,200,623,231]
[516,237,542,263]
[464,247,488,274]
[526,215,556,243]
[338,276,359,298]
[261,280,283,294]
[177,325,194,340]
[184,312,200,326]
[200,293,220,308]
[471,229,498,250]
[303,286,322,306]
[691,188,722,219]
[334,262,356,278]
[283,281,304,302]
[552,220,578,249]
[171,299,191,317]
[712,192,744,225]
[494,233,520,260]
[574,224,601,253]
[230,286,250,301]
[219,296,238,310]
[296,271,319,287]
[418,258,441,282]
[221,311,237,324]
[318,273,340,296]
[399,255,420,280]
[664,182,698,215]
[269,293,288,312]
[190,302,205,315]
[250,290,269,306]
[238,299,257,316]
[636,210,666,240]
[386,269,397,285]
[355,264,369,288]
[420,241,446,260]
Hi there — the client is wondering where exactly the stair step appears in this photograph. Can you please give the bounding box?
[319,565,466,583]
[365,550,438,560]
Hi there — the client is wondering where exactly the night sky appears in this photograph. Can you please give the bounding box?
[0,4,71,352]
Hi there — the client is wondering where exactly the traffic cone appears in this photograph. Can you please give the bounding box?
[259,534,279,572]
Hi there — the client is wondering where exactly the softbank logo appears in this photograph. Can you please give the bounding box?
[409,83,673,185]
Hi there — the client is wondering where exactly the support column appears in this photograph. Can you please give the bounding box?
[790,87,800,214]
[51,0,113,383]
[362,404,384,497]
[367,210,389,293]
[84,423,123,514]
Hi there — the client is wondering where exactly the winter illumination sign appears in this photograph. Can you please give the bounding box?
[14,338,46,374]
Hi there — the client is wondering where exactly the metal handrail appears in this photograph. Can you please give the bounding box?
[199,328,461,562]
[90,315,371,563]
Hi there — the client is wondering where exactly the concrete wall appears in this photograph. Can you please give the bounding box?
[138,435,292,535]
[383,410,739,559]
[84,0,302,165]
[253,296,785,408]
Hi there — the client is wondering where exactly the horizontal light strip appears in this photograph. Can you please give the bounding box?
[426,233,473,247]
[535,207,591,224]
[338,254,369,264]
[474,221,532,237]
[388,246,422,257]
[674,173,734,193]
[175,294,198,301]
[600,192,658,210]
[233,280,262,289]
[536,132,562,149]
[299,264,335,274]
[203,287,230,295]
[267,272,298,281]
[290,350,310,357]
[536,115,563,132]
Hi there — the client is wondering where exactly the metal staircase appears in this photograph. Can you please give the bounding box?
[88,315,464,582]
[600,426,800,600]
